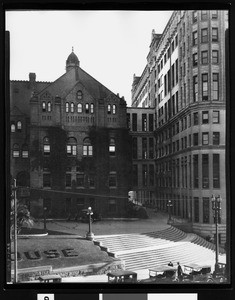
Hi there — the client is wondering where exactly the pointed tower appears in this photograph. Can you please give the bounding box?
[66,47,80,72]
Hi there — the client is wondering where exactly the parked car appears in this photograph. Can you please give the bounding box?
[80,209,102,223]
[182,263,213,283]
[38,274,62,283]
[140,265,178,283]
[107,270,138,283]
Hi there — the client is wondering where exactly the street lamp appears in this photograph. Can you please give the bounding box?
[167,200,173,224]
[211,195,222,272]
[43,206,47,232]
[86,207,94,241]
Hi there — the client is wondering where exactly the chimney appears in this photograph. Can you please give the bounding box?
[29,73,36,82]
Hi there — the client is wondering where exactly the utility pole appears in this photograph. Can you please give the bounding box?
[13,178,18,283]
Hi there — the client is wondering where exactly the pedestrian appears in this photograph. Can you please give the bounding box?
[168,261,173,267]
[177,262,183,282]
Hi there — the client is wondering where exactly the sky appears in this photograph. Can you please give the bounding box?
[6,10,173,106]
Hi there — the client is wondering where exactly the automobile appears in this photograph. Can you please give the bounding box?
[140,265,178,283]
[38,274,62,283]
[80,209,102,223]
[182,263,213,283]
[107,270,138,283]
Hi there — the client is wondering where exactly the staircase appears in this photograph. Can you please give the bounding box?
[93,226,226,271]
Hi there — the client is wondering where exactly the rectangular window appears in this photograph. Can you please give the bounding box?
[132,137,137,159]
[193,155,199,188]
[109,173,117,187]
[175,35,178,46]
[65,174,71,187]
[201,28,208,43]
[149,114,154,131]
[202,154,209,188]
[149,137,154,159]
[213,132,220,145]
[44,145,50,156]
[213,154,220,188]
[212,111,220,123]
[175,59,178,83]
[89,174,95,187]
[203,197,210,223]
[193,31,198,46]
[176,91,179,113]
[213,73,219,100]
[201,10,208,20]
[172,63,175,86]
[142,164,148,186]
[212,28,218,41]
[212,50,219,63]
[193,133,198,146]
[142,138,147,159]
[22,150,29,158]
[164,75,167,96]
[43,174,51,188]
[202,74,209,101]
[193,53,198,66]
[202,132,209,145]
[201,50,208,64]
[212,10,218,19]
[127,113,130,129]
[132,113,137,131]
[202,111,209,124]
[193,112,199,125]
[194,197,199,222]
[192,11,197,22]
[76,174,84,187]
[193,75,198,102]
[149,165,154,186]
[142,114,147,131]
[133,164,138,186]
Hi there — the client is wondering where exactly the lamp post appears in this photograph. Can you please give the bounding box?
[43,206,47,232]
[86,207,94,241]
[167,200,173,224]
[211,195,222,272]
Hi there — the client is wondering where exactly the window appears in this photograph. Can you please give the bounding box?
[201,28,208,43]
[47,102,52,112]
[193,155,199,188]
[212,50,219,63]
[42,101,46,112]
[22,144,29,158]
[43,173,51,188]
[65,174,71,187]
[213,132,220,145]
[149,114,154,131]
[212,10,218,19]
[202,74,209,101]
[67,137,77,156]
[203,198,210,223]
[89,174,95,188]
[132,137,137,159]
[109,173,117,187]
[193,75,198,102]
[11,123,16,132]
[77,103,82,113]
[77,90,83,100]
[16,122,22,133]
[83,138,93,156]
[193,31,198,46]
[43,137,50,156]
[201,11,208,20]
[202,154,209,188]
[213,154,220,188]
[142,164,148,186]
[76,174,84,187]
[90,103,94,114]
[112,105,116,114]
[109,199,116,212]
[193,133,198,146]
[109,138,115,156]
[142,114,147,131]
[202,111,209,124]
[132,113,137,131]
[201,50,208,64]
[194,197,199,222]
[202,132,209,145]
[142,138,147,159]
[149,165,154,186]
[212,28,218,41]
[212,73,219,100]
[149,137,154,159]
[13,143,20,157]
[66,102,69,113]
[213,111,220,123]
[175,35,178,46]
[107,104,111,114]
[193,53,198,66]
[171,40,175,52]
[193,112,199,125]
[192,11,197,22]
[176,59,178,83]
[85,103,89,114]
[133,165,138,186]
[71,102,74,113]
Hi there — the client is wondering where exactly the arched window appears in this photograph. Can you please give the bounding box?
[71,102,74,113]
[112,104,116,114]
[66,102,69,113]
[13,143,20,157]
[109,138,115,156]
[85,103,89,114]
[43,137,50,156]
[47,102,52,112]
[42,101,46,112]
[77,90,83,100]
[67,137,77,156]
[77,103,82,113]
[107,104,111,114]
[11,123,15,133]
[90,103,94,114]
[22,144,29,158]
[17,121,22,131]
[83,138,93,156]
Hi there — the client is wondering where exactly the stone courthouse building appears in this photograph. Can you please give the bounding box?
[10,50,132,218]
